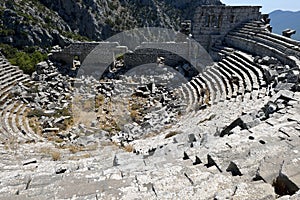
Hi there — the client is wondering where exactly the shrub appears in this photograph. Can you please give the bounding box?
[51,151,61,161]
[0,44,48,75]
[0,29,15,36]
[115,53,124,61]
[61,31,90,41]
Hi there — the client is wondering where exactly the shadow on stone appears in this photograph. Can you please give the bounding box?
[226,161,242,176]
[272,173,299,196]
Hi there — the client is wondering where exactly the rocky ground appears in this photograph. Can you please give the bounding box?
[0,47,300,199]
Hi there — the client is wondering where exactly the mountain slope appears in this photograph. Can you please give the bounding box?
[269,10,300,41]
[0,0,222,48]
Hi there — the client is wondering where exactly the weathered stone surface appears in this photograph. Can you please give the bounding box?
[1,5,300,199]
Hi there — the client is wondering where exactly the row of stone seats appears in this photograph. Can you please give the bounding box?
[0,101,39,144]
[243,21,300,51]
[178,46,271,114]
[0,54,39,144]
[217,48,268,93]
[226,21,300,68]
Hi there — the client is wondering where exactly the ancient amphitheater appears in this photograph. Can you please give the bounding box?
[0,5,300,200]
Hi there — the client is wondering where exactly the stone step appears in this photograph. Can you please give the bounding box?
[222,56,249,92]
[0,63,11,70]
[186,82,198,110]
[238,26,267,34]
[215,63,237,99]
[191,76,206,103]
[210,66,232,100]
[18,106,41,141]
[181,84,194,112]
[241,21,268,29]
[0,66,16,77]
[177,86,187,103]
[10,103,34,142]
[218,62,243,96]
[243,21,300,47]
[229,53,260,90]
[263,32,300,49]
[184,82,198,111]
[226,33,300,69]
[202,71,220,104]
[195,75,214,105]
[232,51,267,87]
[258,33,297,49]
[0,74,29,95]
[189,78,202,103]
[0,100,11,141]
[2,101,19,141]
[225,56,253,92]
[206,67,226,102]
[0,69,21,82]
[235,30,299,59]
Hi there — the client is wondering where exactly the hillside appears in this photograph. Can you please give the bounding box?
[0,0,222,49]
[269,10,300,41]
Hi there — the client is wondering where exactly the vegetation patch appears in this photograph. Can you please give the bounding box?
[0,44,48,74]
[40,147,61,161]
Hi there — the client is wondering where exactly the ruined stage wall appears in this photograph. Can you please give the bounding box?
[193,6,262,50]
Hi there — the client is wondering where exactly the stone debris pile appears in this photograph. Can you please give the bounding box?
[0,17,300,200]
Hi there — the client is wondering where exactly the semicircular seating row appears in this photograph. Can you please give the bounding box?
[175,49,269,113]
[0,54,42,144]
[176,19,300,115]
[225,20,300,67]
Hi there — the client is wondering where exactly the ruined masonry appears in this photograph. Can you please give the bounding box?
[0,4,300,200]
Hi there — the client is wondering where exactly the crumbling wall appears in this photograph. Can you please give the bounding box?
[124,41,213,72]
[124,42,191,68]
[51,42,100,64]
[193,6,262,50]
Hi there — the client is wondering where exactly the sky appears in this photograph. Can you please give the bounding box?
[221,0,300,13]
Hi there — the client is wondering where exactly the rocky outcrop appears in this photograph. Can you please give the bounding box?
[0,0,223,48]
[0,1,73,48]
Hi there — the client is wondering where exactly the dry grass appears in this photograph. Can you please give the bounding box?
[95,94,105,108]
[40,147,61,161]
[123,144,134,152]
[73,95,98,128]
[69,153,91,160]
[165,131,180,139]
[130,109,142,123]
[51,151,61,161]
[68,145,84,154]
[204,88,211,105]
[47,135,64,143]
[28,116,42,135]
[128,95,148,124]
[3,137,18,151]
[85,143,99,151]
